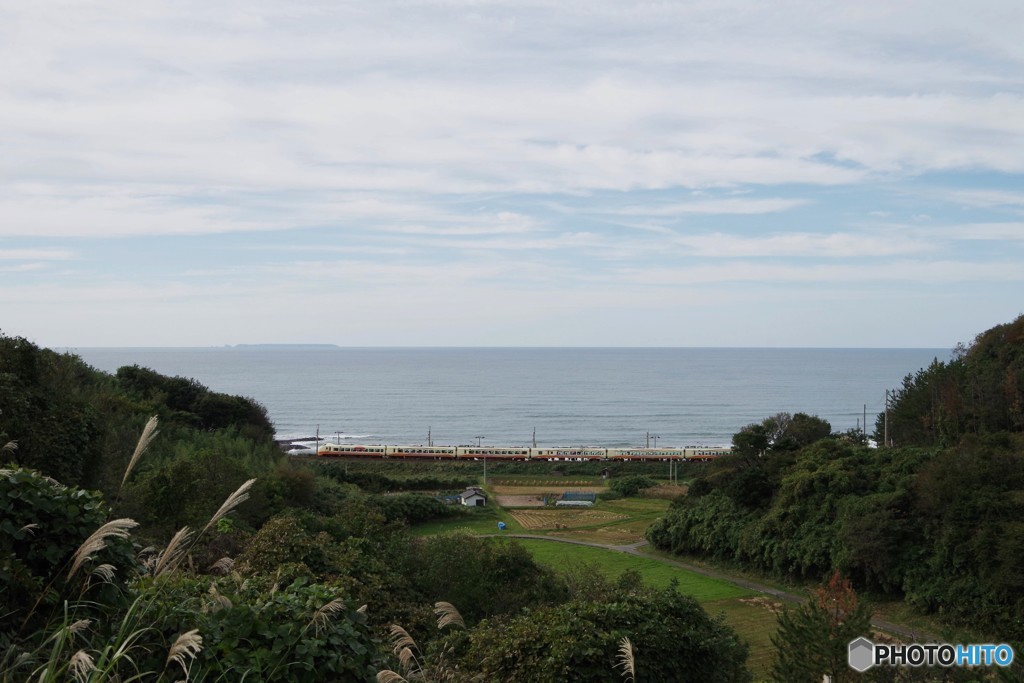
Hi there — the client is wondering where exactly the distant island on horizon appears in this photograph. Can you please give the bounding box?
[227,343,341,350]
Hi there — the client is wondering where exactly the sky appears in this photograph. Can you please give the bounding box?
[2,1,1023,348]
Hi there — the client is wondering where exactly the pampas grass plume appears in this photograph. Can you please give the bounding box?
[167,629,203,674]
[68,518,138,578]
[434,601,465,630]
[616,636,636,682]
[121,416,159,490]
[153,526,193,577]
[202,478,256,535]
[310,597,347,635]
[69,649,96,682]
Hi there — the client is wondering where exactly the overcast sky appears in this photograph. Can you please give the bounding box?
[2,1,1023,348]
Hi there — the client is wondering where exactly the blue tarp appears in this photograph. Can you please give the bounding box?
[561,491,597,502]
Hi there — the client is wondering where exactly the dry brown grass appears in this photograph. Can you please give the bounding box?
[494,494,547,507]
[641,483,688,499]
[508,509,626,530]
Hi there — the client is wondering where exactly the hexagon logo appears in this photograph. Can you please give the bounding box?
[848,637,875,672]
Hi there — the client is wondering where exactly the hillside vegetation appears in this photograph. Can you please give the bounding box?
[648,314,1024,642]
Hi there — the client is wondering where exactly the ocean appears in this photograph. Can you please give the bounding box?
[69,347,947,449]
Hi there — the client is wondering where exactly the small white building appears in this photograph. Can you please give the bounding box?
[459,486,487,507]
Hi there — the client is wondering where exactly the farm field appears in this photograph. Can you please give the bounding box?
[508,508,626,529]
[546,498,670,544]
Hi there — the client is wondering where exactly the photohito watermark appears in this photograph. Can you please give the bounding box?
[848,637,1015,672]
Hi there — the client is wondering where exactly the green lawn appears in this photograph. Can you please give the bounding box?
[515,538,754,602]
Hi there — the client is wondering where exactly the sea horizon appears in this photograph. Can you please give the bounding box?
[69,346,951,448]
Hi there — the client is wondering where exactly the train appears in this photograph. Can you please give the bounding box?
[316,443,732,462]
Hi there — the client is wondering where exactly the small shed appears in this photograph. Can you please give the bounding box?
[459,486,488,507]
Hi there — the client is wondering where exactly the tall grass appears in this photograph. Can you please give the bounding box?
[1,420,258,683]
[376,602,467,683]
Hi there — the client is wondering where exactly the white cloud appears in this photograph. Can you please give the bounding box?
[0,249,74,260]
[2,1,1024,346]
[945,191,1024,210]
[930,223,1024,241]
[615,260,1024,287]
[614,198,809,217]
[671,232,930,258]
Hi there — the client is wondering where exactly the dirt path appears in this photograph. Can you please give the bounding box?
[496,534,936,641]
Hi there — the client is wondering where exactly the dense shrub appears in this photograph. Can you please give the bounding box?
[453,585,750,682]
[608,474,657,497]
[115,364,273,439]
[194,577,381,682]
[371,493,466,524]
[409,534,569,625]
[318,465,473,494]
[0,336,109,485]
[0,466,137,645]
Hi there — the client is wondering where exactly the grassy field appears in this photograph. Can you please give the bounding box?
[515,539,753,601]
[705,597,784,678]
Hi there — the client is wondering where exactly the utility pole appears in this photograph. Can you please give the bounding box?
[884,390,890,448]
[645,431,650,448]
[652,435,659,448]
[532,427,536,448]
[428,426,432,447]
[475,436,486,484]
[334,431,343,445]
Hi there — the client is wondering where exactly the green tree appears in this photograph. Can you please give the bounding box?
[770,571,871,683]
[410,534,567,625]
[609,474,657,497]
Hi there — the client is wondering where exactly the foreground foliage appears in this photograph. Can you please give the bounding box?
[0,466,382,682]
[451,582,750,682]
